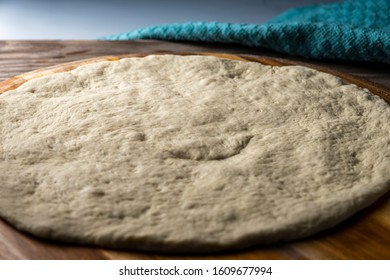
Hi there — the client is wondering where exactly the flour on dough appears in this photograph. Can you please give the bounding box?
[0,55,389,252]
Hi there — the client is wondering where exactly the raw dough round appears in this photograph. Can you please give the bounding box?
[0,55,389,252]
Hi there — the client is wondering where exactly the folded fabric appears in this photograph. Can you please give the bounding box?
[102,0,390,63]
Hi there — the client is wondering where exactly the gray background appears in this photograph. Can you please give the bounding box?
[0,0,339,39]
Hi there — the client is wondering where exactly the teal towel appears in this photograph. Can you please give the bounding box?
[103,0,390,63]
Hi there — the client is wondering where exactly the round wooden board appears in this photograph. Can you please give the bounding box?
[0,52,389,260]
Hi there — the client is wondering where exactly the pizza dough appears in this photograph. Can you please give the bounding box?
[0,55,389,252]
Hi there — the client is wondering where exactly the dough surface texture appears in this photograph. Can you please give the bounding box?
[0,55,389,252]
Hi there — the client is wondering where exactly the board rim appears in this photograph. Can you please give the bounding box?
[0,52,389,104]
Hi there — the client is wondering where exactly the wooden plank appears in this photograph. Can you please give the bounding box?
[1,40,389,87]
[0,40,389,260]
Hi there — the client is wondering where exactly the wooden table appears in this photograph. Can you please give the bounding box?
[0,40,389,260]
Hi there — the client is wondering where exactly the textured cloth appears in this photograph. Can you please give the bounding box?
[103,0,390,63]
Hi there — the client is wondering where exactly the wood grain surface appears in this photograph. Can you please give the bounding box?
[0,40,389,260]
